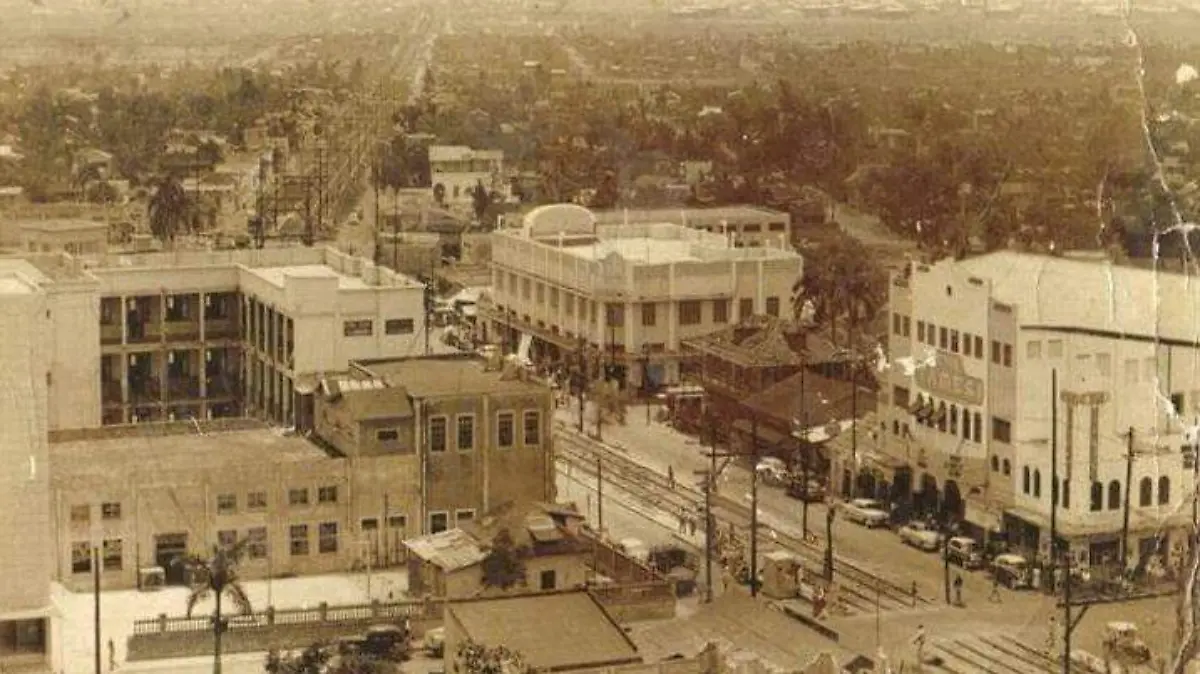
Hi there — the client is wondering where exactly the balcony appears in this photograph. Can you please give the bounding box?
[101,379,123,406]
[129,379,162,405]
[100,298,123,346]
[166,376,201,401]
[164,293,201,343]
[126,298,162,345]
[206,375,242,399]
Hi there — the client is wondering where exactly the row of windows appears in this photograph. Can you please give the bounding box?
[216,486,339,514]
[906,391,987,443]
[898,315,1013,367]
[288,522,340,556]
[1017,467,1172,512]
[343,318,416,338]
[70,539,123,573]
[69,502,123,525]
[428,410,541,452]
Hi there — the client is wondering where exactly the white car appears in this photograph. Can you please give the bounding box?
[898,521,943,551]
[840,498,890,528]
[755,457,790,487]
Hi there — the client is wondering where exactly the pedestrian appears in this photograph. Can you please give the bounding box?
[1047,616,1060,656]
[953,574,963,606]
[912,624,927,667]
[107,638,115,671]
[678,507,687,534]
[689,516,697,537]
[911,580,919,607]
[813,586,827,618]
[988,573,1002,603]
[667,465,675,489]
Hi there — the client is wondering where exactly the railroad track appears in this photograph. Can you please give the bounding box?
[926,634,1089,674]
[553,426,932,614]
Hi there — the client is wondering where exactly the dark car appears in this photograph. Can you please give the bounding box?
[786,478,826,502]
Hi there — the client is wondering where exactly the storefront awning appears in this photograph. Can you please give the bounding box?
[964,501,1003,532]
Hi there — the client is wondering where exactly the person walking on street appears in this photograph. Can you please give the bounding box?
[953,574,964,606]
[678,507,688,534]
[689,516,697,537]
[989,574,1002,603]
[668,465,675,489]
[108,638,115,672]
[912,625,927,670]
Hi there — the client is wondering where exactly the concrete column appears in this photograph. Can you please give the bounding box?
[120,295,128,346]
[199,293,207,343]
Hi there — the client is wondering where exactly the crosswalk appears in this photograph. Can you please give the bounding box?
[925,633,1076,674]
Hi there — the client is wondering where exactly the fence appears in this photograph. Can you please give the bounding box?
[132,598,438,636]
[584,531,665,584]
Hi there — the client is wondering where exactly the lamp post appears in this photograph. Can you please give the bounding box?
[642,343,652,426]
[824,499,837,582]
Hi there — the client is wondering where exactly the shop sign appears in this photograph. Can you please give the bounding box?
[914,352,984,407]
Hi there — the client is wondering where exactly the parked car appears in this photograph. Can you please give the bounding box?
[786,477,826,502]
[1103,621,1151,663]
[755,457,790,487]
[898,521,943,551]
[424,627,445,657]
[992,553,1030,589]
[840,498,890,528]
[946,537,984,569]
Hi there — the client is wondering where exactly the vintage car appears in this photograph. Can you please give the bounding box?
[898,521,943,551]
[1103,621,1151,664]
[786,477,826,503]
[840,498,890,528]
[991,553,1030,589]
[755,457,790,487]
[946,537,984,569]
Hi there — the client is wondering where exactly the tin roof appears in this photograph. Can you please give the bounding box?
[404,529,488,572]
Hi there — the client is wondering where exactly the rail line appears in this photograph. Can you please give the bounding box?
[554,426,932,613]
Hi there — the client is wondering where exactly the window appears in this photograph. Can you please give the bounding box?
[1027,341,1042,359]
[523,410,541,445]
[739,298,753,319]
[318,522,338,554]
[949,404,959,434]
[497,412,515,448]
[1061,480,1070,509]
[428,416,447,452]
[711,300,728,324]
[973,335,983,359]
[456,509,476,525]
[1048,339,1064,358]
[1022,466,1031,494]
[1002,459,1011,476]
[939,327,948,349]
[343,319,373,337]
[991,417,1011,443]
[917,321,926,343]
[936,402,948,432]
[962,408,971,440]
[991,341,1001,364]
[387,514,407,530]
[71,542,92,574]
[1159,476,1171,505]
[893,313,902,335]
[961,333,973,357]
[605,304,625,327]
[102,539,123,571]
[289,525,309,556]
[1108,480,1122,510]
[1002,344,1013,367]
[217,529,237,549]
[990,455,999,472]
[1033,470,1042,498]
[247,527,267,559]
[216,494,237,514]
[1172,393,1185,415]
[456,415,475,451]
[641,303,657,326]
[950,330,960,353]
[765,297,780,317]
[1097,353,1112,377]
[101,502,121,520]
[973,412,982,443]
[288,488,309,506]
[429,511,449,534]
[70,505,90,525]
[902,316,911,337]
[317,486,338,504]
[247,491,267,510]
[539,569,557,590]
[893,386,910,409]
[376,429,400,442]
[1140,477,1153,507]
[679,301,702,325]
[1090,482,1104,511]
[385,319,415,335]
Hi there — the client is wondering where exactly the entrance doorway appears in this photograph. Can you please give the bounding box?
[155,533,189,585]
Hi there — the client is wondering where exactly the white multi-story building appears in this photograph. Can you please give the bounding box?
[590,206,793,250]
[486,204,803,388]
[428,145,506,209]
[877,250,1200,571]
[0,245,428,431]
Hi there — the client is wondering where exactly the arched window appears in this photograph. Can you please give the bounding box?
[1108,480,1122,510]
[1022,466,1031,494]
[892,420,900,436]
[990,455,1000,472]
[1002,459,1011,476]
[1159,476,1171,505]
[1139,477,1153,507]
[949,404,959,434]
[1090,482,1103,512]
[1033,469,1042,498]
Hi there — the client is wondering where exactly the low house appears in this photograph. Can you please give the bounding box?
[404,501,592,598]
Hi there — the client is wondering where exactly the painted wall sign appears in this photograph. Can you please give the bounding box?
[914,352,985,407]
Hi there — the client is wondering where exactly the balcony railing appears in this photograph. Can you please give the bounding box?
[163,322,201,343]
[166,376,201,401]
[101,380,123,405]
[100,324,123,346]
[204,319,238,340]
[129,380,162,405]
[206,376,241,398]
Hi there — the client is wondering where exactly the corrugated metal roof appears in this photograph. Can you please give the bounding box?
[404,529,487,571]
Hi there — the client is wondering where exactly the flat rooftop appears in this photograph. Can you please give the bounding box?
[50,427,328,483]
[591,206,788,225]
[448,591,641,671]
[0,275,34,294]
[562,237,700,264]
[355,355,548,398]
[248,264,371,290]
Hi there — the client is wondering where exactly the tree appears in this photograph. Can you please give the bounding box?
[588,170,619,210]
[433,182,447,208]
[792,234,887,346]
[481,530,527,591]
[456,640,528,674]
[265,643,387,674]
[175,539,254,674]
[471,179,491,224]
[148,173,188,246]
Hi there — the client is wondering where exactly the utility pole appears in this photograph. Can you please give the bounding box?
[1121,426,1134,577]
[93,546,101,674]
[373,151,382,266]
[798,365,810,537]
[824,503,836,582]
[1049,369,1059,595]
[705,410,716,603]
[596,456,604,534]
[849,310,858,499]
[749,415,760,598]
[423,263,433,356]
[392,192,400,272]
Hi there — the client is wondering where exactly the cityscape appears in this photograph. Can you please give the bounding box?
[0,0,1199,673]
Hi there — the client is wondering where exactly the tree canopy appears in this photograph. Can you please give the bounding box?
[481,529,527,591]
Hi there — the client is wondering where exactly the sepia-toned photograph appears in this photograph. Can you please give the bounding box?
[3,0,1200,672]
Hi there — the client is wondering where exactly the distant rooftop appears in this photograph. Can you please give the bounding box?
[404,529,487,572]
[448,591,642,671]
[428,145,504,163]
[354,354,549,398]
[0,275,34,294]
[19,219,108,233]
[248,264,370,291]
[50,425,328,484]
[591,206,789,226]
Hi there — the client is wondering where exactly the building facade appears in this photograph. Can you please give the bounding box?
[877,251,1200,572]
[0,245,427,431]
[486,204,803,388]
[591,207,792,251]
[428,145,506,209]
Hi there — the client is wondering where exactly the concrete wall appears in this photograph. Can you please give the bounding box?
[46,281,102,430]
[589,582,676,623]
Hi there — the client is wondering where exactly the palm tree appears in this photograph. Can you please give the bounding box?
[174,539,253,674]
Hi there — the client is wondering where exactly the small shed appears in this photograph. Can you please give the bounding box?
[404,529,488,597]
